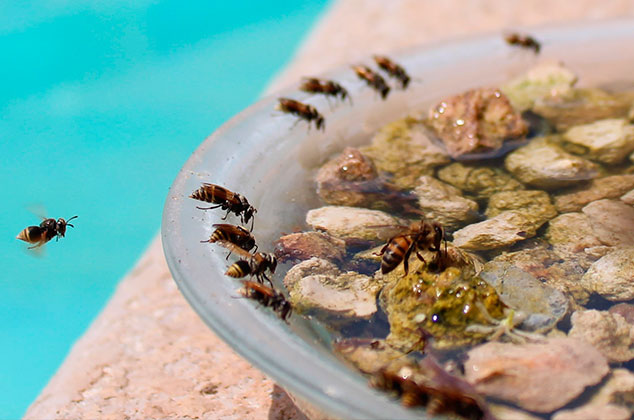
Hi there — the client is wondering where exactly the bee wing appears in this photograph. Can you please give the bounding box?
[365,224,411,241]
[26,203,48,221]
[216,240,253,259]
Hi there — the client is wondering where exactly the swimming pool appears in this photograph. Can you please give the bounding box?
[0,1,330,417]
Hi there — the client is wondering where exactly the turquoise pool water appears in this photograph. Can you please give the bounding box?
[0,1,330,417]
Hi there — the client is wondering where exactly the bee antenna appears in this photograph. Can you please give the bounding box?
[67,215,78,223]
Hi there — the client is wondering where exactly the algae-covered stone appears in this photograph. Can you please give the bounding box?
[533,88,634,131]
[580,247,634,301]
[305,206,403,242]
[453,211,540,251]
[501,61,577,111]
[437,162,524,199]
[479,261,568,332]
[426,87,528,158]
[554,175,634,212]
[563,118,634,164]
[568,310,634,363]
[283,258,382,319]
[485,190,557,225]
[413,175,479,228]
[582,199,634,246]
[359,117,450,189]
[505,137,599,190]
[381,259,506,351]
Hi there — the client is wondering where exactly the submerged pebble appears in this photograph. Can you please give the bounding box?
[582,199,634,246]
[412,175,479,228]
[504,137,600,189]
[359,117,450,189]
[437,162,525,199]
[553,174,634,212]
[464,338,609,413]
[568,309,634,363]
[580,247,634,301]
[563,118,634,164]
[485,189,557,225]
[305,206,403,242]
[452,210,541,251]
[274,231,346,263]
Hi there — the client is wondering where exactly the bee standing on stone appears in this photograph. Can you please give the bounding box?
[373,56,411,89]
[378,220,445,275]
[201,223,257,258]
[504,32,541,54]
[299,77,351,105]
[241,280,292,322]
[222,241,277,285]
[17,216,78,249]
[351,65,390,99]
[189,183,257,230]
[277,98,325,131]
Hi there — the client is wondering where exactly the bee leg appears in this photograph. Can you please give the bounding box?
[250,216,255,232]
[374,242,389,257]
[225,251,232,260]
[253,244,259,253]
[28,241,45,250]
[221,210,232,220]
[196,204,222,210]
[415,251,426,263]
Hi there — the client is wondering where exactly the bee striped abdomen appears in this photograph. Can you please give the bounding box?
[16,226,45,243]
[226,260,251,278]
[381,236,412,274]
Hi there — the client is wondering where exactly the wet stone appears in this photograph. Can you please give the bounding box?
[580,247,634,301]
[426,87,528,158]
[437,162,524,200]
[464,338,609,413]
[283,258,381,319]
[305,206,403,242]
[274,231,346,263]
[359,117,450,189]
[545,212,606,264]
[479,261,568,332]
[332,338,410,374]
[582,199,634,246]
[412,175,479,229]
[554,174,634,212]
[504,137,600,190]
[568,310,634,363]
[609,303,634,324]
[452,211,540,251]
[621,189,634,205]
[563,118,634,164]
[485,189,557,225]
[532,88,634,132]
[491,240,591,306]
[500,61,577,111]
[552,403,631,420]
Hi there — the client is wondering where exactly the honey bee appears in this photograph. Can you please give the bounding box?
[378,220,445,275]
[504,32,541,54]
[277,98,325,131]
[241,280,292,322]
[299,77,351,104]
[190,183,257,230]
[17,215,78,249]
[201,223,257,258]
[222,241,277,285]
[373,56,410,89]
[351,65,390,99]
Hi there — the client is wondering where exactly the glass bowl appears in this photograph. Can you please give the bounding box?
[162,18,634,420]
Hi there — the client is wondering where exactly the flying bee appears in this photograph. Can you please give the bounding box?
[222,241,277,285]
[299,77,351,105]
[17,215,78,249]
[373,55,411,89]
[277,98,325,131]
[351,65,390,99]
[504,32,541,54]
[378,220,445,275]
[241,280,292,322]
[189,183,257,230]
[201,223,257,258]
